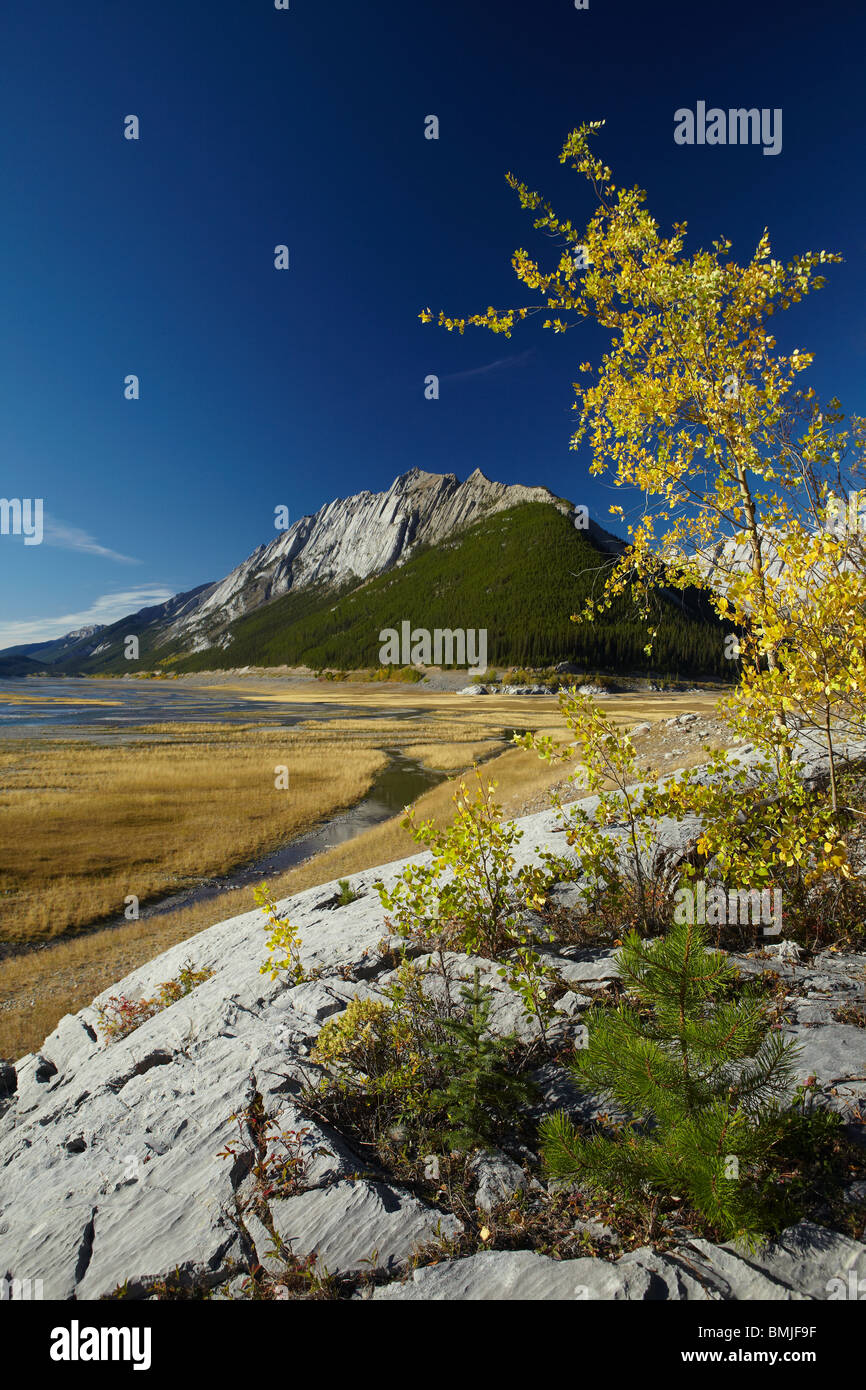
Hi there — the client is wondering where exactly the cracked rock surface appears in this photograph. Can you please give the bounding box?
[1,755,865,1300]
[367,1223,866,1301]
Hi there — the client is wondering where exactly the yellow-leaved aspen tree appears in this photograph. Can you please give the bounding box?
[421,122,862,774]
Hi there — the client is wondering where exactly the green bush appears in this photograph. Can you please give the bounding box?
[95,959,214,1042]
[375,770,575,1033]
[310,959,532,1157]
[311,962,455,1143]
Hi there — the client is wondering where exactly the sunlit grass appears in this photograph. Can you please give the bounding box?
[0,687,723,1059]
[0,730,387,944]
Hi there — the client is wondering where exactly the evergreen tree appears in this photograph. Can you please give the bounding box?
[540,922,800,1244]
[429,969,533,1150]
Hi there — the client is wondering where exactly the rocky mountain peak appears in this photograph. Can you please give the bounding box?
[167,468,566,651]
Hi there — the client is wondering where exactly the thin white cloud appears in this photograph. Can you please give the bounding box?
[41,515,141,564]
[442,349,535,383]
[0,586,176,650]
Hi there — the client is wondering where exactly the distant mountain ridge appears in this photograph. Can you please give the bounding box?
[0,654,52,677]
[165,467,574,654]
[0,469,725,677]
[0,626,107,676]
[1,469,580,670]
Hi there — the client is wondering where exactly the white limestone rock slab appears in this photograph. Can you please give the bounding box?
[2,770,865,1302]
[783,1023,866,1124]
[370,1246,715,1300]
[468,1149,528,1212]
[269,1179,462,1276]
[723,1221,866,1301]
[675,1240,807,1300]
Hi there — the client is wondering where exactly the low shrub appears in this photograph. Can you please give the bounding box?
[309,959,531,1161]
[428,969,535,1149]
[95,959,213,1042]
[374,769,575,1035]
[337,878,359,906]
[255,882,307,983]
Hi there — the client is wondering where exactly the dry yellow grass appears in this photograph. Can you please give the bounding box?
[0,692,121,705]
[224,677,722,719]
[0,686,725,1059]
[0,738,564,1058]
[0,731,387,943]
[401,740,506,770]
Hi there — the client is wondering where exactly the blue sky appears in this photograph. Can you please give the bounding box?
[1,0,865,647]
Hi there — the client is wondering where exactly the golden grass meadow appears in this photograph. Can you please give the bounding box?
[0,679,723,1058]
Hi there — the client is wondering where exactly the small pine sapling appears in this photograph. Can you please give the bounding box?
[429,968,533,1150]
[540,920,801,1245]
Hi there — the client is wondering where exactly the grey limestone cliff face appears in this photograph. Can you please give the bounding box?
[167,468,567,651]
